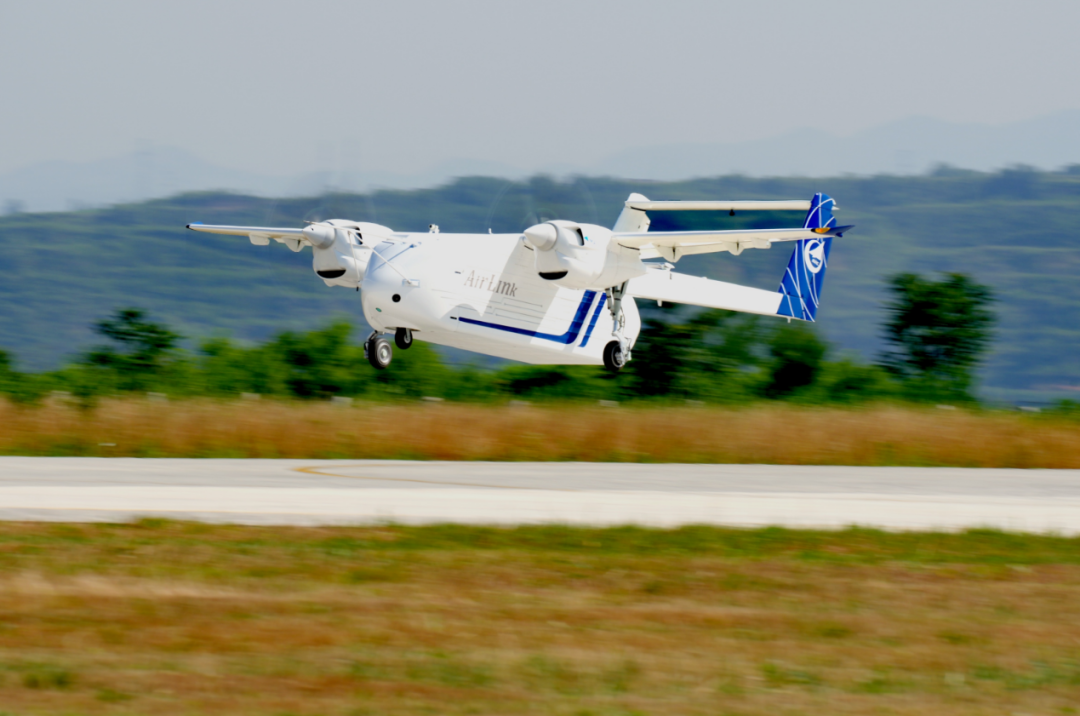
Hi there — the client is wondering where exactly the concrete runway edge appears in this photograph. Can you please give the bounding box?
[0,458,1077,533]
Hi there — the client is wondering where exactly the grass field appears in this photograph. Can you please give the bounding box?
[0,522,1078,715]
[2,398,1079,467]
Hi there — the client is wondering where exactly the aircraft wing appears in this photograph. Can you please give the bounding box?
[628,267,786,317]
[614,225,849,260]
[187,223,307,240]
[186,223,310,250]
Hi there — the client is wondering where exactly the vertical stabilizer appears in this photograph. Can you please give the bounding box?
[612,193,652,233]
[776,193,836,321]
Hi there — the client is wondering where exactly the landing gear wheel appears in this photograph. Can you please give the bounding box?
[603,340,626,373]
[367,336,393,369]
[395,327,413,350]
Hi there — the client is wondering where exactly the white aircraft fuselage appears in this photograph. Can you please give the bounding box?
[345,223,642,365]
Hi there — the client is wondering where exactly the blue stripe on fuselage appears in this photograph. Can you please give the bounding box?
[580,292,607,347]
[459,291,597,345]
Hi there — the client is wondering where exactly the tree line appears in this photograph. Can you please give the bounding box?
[0,272,999,405]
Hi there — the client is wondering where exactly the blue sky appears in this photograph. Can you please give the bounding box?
[2,0,1079,178]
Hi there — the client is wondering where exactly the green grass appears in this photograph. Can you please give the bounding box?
[3,521,1080,576]
[2,521,1080,714]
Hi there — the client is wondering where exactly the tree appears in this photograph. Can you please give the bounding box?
[879,273,995,400]
[628,309,764,400]
[197,337,287,397]
[762,323,828,398]
[267,320,361,399]
[817,360,898,404]
[83,308,182,391]
[0,348,46,403]
[627,316,696,398]
[0,349,13,394]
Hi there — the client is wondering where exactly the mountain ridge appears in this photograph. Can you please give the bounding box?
[5,110,1080,213]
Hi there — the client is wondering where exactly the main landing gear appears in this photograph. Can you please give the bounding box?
[366,329,414,370]
[603,281,631,373]
[603,340,627,372]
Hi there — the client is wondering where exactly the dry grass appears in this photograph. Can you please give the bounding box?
[1,398,1079,466]
[0,522,1077,715]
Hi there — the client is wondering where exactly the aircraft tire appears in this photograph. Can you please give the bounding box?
[368,337,393,370]
[395,327,413,350]
[603,341,626,373]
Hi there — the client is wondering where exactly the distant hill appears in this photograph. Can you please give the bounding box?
[6,111,1080,213]
[0,146,475,214]
[595,110,1080,179]
[1,169,1079,402]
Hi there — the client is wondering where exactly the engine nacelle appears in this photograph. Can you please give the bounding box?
[522,220,646,290]
[308,220,394,288]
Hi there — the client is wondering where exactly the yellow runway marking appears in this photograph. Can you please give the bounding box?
[292,464,576,491]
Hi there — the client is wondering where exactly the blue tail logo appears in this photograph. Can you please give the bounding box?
[803,239,826,273]
[776,193,836,322]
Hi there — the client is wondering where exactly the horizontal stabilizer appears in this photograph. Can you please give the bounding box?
[615,225,849,260]
[625,200,813,212]
[628,267,783,316]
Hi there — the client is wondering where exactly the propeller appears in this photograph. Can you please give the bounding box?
[482,177,600,234]
[249,150,382,327]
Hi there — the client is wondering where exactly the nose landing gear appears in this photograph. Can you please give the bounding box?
[365,328,414,369]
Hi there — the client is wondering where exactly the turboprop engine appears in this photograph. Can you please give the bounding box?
[522,220,646,290]
[300,220,390,289]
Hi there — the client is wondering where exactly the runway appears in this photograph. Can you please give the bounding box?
[0,458,1078,532]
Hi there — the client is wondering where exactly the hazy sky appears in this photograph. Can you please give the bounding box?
[2,0,1079,177]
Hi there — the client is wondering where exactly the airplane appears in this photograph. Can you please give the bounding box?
[187,192,850,372]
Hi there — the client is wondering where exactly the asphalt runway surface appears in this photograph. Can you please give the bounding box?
[0,458,1078,532]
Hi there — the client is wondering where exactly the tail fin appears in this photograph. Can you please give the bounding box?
[612,193,651,233]
[776,193,836,321]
